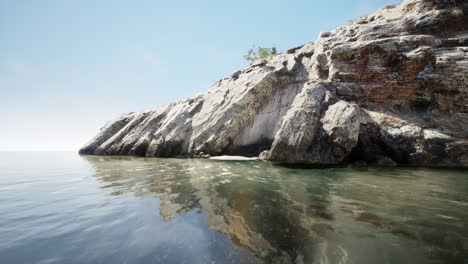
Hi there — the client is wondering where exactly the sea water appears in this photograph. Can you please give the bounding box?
[0,152,467,264]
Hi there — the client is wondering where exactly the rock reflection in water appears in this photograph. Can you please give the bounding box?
[81,156,468,264]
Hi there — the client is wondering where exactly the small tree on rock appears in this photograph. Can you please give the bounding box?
[244,45,277,62]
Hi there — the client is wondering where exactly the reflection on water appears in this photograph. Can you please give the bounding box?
[0,152,467,264]
[82,155,468,264]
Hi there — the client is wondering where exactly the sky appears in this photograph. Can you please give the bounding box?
[0,0,396,151]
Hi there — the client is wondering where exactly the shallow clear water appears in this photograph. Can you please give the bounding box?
[0,152,467,264]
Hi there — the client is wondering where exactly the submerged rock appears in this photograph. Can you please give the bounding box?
[80,0,468,167]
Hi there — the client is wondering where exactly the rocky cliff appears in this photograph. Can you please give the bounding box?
[80,0,468,167]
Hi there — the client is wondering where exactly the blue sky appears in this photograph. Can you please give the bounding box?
[0,0,395,151]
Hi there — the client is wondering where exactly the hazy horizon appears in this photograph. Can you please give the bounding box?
[1,0,395,151]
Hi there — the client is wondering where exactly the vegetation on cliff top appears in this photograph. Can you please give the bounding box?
[244,45,277,62]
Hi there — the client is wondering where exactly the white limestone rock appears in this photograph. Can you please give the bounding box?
[80,0,468,167]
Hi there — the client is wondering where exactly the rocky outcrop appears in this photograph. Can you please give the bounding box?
[80,0,468,167]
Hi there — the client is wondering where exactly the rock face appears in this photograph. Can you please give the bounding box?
[80,0,468,167]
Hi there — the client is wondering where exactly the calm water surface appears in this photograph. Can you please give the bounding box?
[0,152,467,264]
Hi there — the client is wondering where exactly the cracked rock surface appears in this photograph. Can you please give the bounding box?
[80,0,468,167]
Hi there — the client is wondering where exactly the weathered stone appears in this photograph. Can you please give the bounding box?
[321,100,360,162]
[80,0,468,167]
[376,155,398,166]
[265,82,328,162]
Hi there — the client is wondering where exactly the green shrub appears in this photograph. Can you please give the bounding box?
[244,45,277,62]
